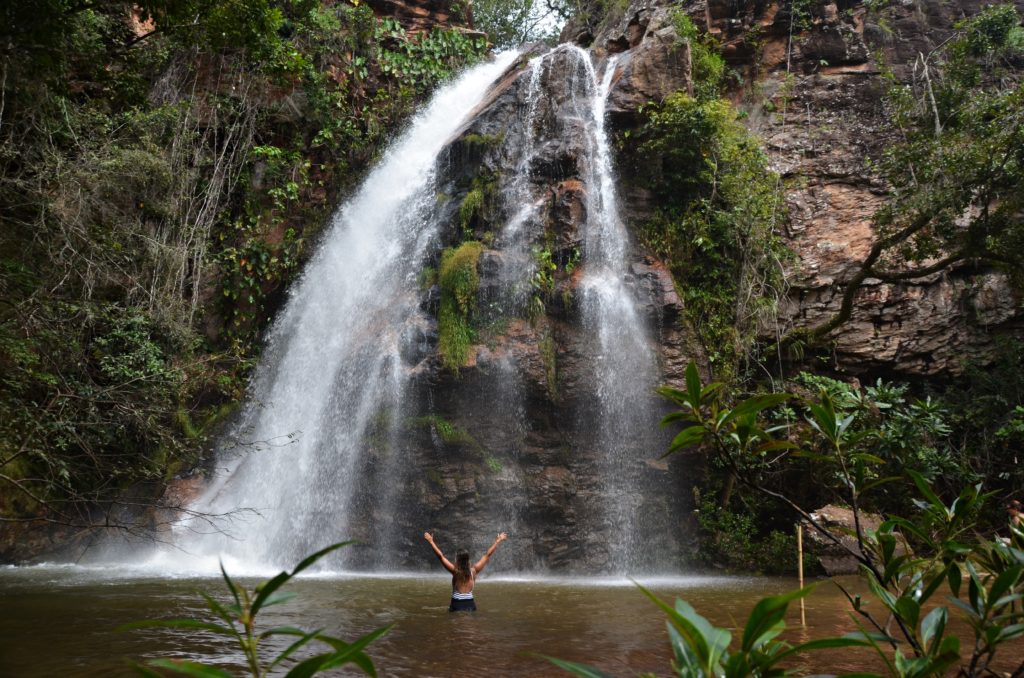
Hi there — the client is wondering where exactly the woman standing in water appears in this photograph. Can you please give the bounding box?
[424,531,508,612]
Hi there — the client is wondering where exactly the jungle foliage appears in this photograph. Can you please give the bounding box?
[0,0,484,529]
[472,0,569,48]
[549,362,1023,676]
[633,88,787,376]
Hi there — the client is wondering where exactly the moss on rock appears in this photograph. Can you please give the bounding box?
[437,241,484,371]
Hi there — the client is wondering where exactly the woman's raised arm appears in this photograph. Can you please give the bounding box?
[424,532,456,573]
[472,532,507,574]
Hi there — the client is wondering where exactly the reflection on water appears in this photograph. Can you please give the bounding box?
[0,569,1020,676]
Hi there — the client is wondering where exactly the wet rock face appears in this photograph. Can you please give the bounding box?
[337,40,704,573]
[333,0,1024,573]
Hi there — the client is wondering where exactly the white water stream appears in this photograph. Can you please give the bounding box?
[133,52,521,572]
[113,46,662,575]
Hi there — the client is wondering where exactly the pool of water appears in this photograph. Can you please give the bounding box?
[0,567,1018,676]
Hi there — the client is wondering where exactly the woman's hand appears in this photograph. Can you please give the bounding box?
[424,532,434,543]
[496,532,508,543]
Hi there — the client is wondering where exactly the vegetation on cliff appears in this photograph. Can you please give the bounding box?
[0,0,484,531]
[787,3,1024,345]
[437,240,485,371]
[631,12,787,377]
[616,1,1024,578]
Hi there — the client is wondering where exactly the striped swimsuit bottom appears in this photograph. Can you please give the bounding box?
[449,590,476,612]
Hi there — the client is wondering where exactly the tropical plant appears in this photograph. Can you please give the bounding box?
[656,362,1024,676]
[546,584,870,678]
[548,363,1024,676]
[119,542,392,677]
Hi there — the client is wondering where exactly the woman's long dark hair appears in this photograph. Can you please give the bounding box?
[453,550,472,588]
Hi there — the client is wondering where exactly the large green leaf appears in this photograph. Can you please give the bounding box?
[283,625,391,678]
[251,541,355,615]
[269,628,327,670]
[740,586,814,653]
[666,425,707,455]
[920,606,947,653]
[219,560,241,613]
[906,469,945,514]
[314,623,393,673]
[199,591,239,624]
[771,634,874,666]
[685,361,701,405]
[145,659,234,678]
[722,393,791,427]
[635,583,730,672]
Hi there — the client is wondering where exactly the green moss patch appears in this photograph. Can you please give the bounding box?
[437,241,484,372]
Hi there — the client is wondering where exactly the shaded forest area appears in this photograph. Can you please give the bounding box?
[0,0,485,539]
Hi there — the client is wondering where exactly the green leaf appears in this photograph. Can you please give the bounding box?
[220,560,241,612]
[920,606,947,652]
[723,393,791,426]
[665,425,707,455]
[537,656,616,678]
[988,564,1023,604]
[741,586,814,653]
[894,596,921,630]
[252,541,355,616]
[948,563,962,597]
[145,659,234,678]
[685,361,702,406]
[261,591,299,608]
[128,661,165,678]
[659,411,697,427]
[315,623,393,672]
[998,623,1024,642]
[200,591,239,623]
[284,624,392,678]
[906,469,944,512]
[656,386,692,409]
[269,628,323,669]
[772,635,873,665]
[634,583,730,671]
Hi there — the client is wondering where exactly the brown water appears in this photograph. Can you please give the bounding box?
[0,568,1018,676]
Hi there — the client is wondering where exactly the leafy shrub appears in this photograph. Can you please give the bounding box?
[636,94,786,376]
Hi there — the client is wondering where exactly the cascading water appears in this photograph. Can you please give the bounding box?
[118,43,679,576]
[553,46,663,572]
[141,52,520,572]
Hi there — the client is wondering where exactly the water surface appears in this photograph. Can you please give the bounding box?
[1,569,1019,676]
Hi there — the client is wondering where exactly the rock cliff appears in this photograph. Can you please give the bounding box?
[358,0,1024,572]
[584,0,1024,377]
[341,44,700,573]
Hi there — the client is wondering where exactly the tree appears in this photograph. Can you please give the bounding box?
[471,0,569,48]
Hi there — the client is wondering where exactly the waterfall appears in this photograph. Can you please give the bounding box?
[119,42,680,577]
[563,47,662,572]
[151,52,520,572]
